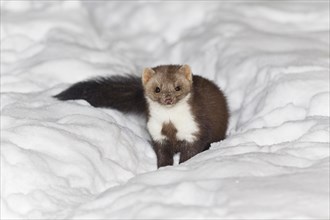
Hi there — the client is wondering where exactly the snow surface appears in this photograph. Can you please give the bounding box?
[1,1,329,219]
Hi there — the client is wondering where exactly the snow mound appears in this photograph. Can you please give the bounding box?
[1,1,329,219]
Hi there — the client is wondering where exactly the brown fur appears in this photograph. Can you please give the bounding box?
[190,75,229,143]
[161,122,178,141]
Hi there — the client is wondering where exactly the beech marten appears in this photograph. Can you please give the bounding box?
[55,64,229,168]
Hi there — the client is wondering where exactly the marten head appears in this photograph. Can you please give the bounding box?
[142,64,193,106]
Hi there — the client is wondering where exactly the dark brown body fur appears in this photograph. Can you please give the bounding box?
[150,75,228,167]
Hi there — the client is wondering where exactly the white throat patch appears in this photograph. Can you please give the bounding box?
[146,94,199,143]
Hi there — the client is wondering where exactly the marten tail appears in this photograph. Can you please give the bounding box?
[54,75,147,115]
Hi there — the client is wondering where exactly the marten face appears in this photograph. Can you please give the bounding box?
[142,65,193,106]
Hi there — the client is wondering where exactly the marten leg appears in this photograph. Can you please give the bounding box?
[153,140,174,168]
[179,140,206,164]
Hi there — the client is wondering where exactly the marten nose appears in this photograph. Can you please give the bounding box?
[163,94,173,105]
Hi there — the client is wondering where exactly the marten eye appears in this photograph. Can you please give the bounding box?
[155,87,161,93]
[175,86,181,91]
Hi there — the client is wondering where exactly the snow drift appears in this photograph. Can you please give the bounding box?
[1,1,329,219]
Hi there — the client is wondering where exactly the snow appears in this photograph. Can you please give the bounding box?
[1,1,329,219]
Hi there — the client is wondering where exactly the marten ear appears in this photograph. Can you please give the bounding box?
[142,67,156,85]
[178,64,192,82]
